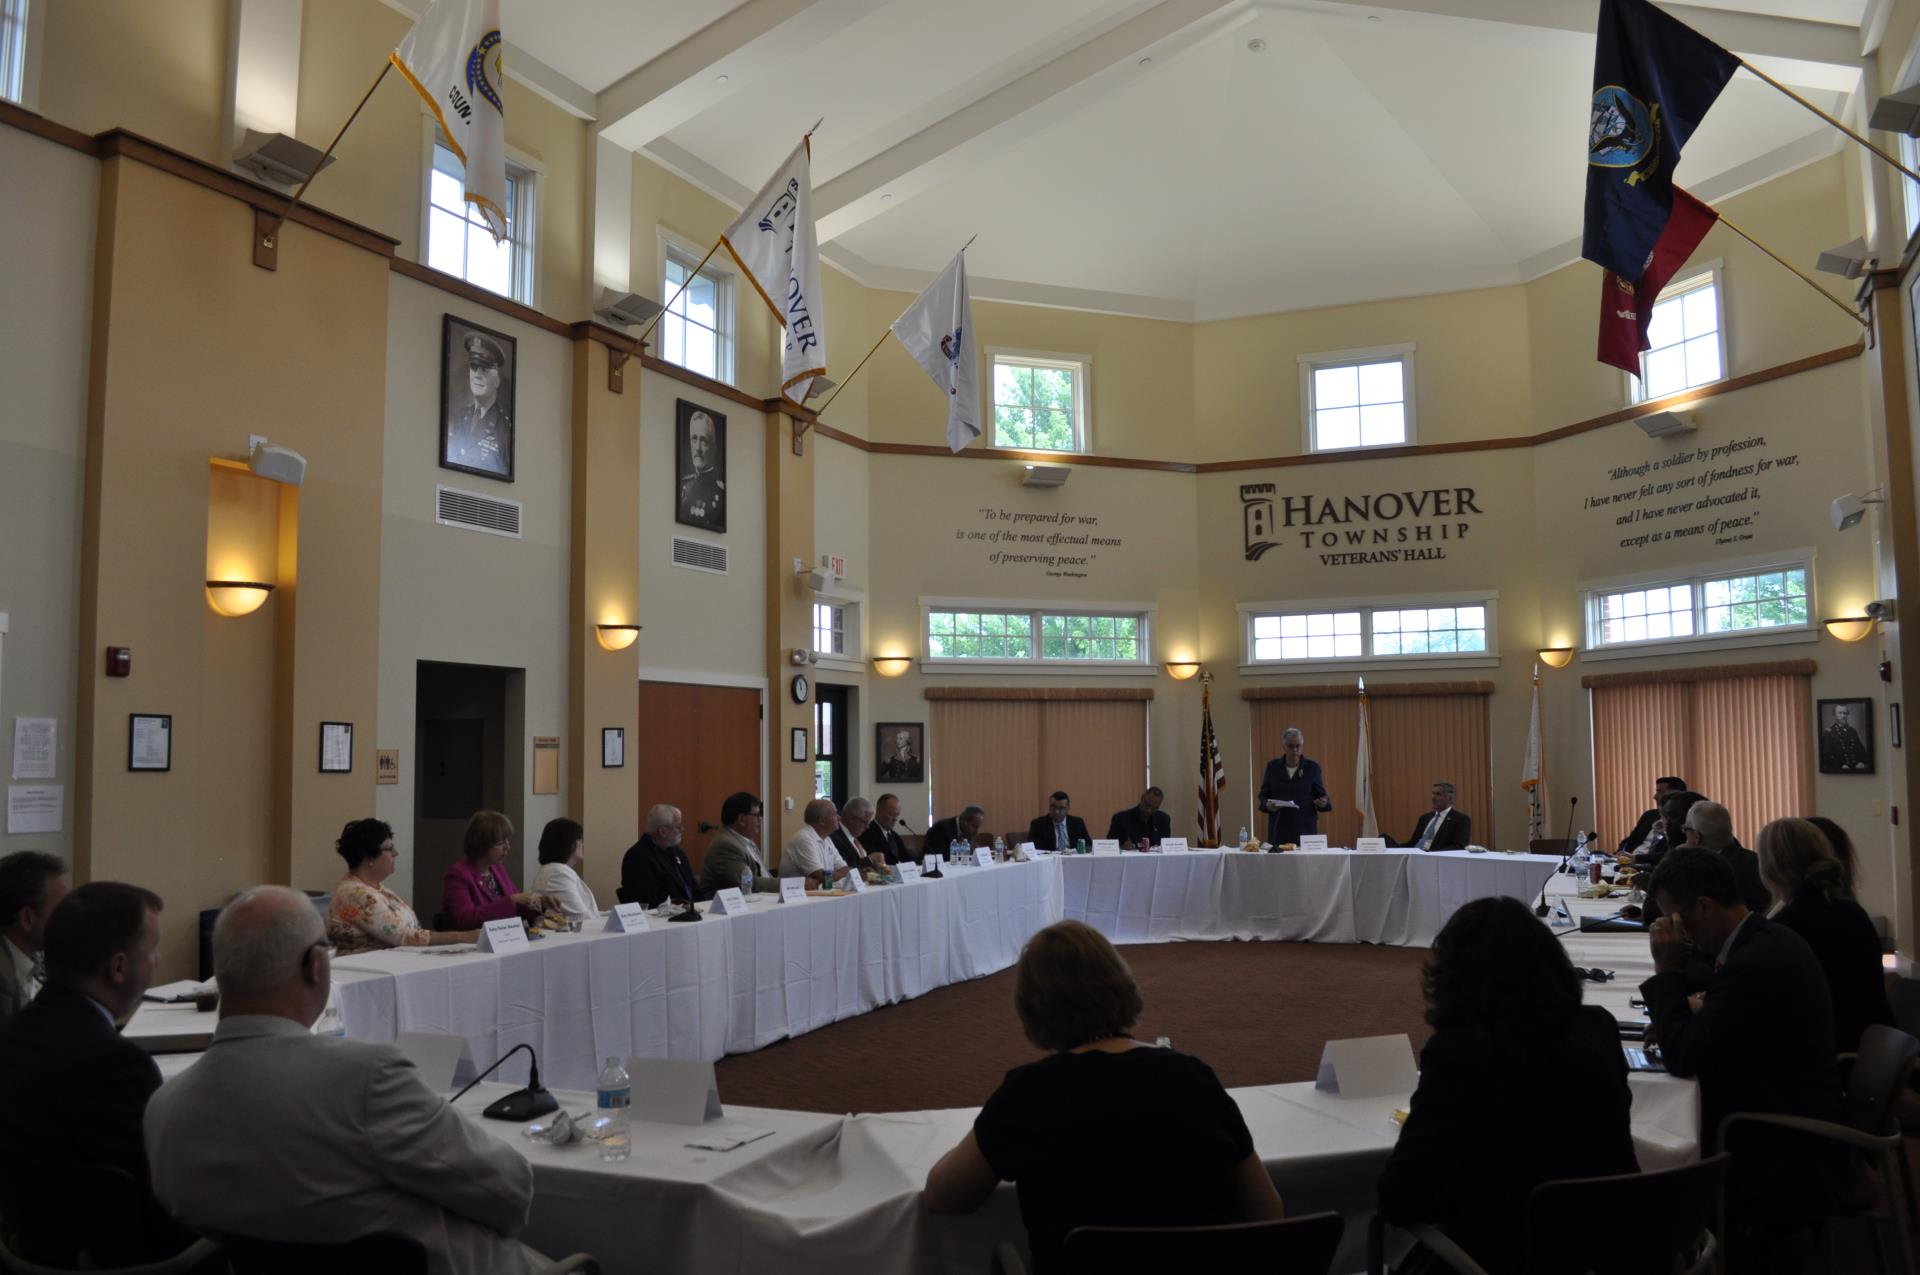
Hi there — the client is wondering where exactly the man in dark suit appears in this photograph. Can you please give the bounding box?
[1641,848,1847,1229]
[620,803,703,907]
[1405,782,1471,851]
[1106,787,1172,849]
[0,850,69,1031]
[1615,775,1686,858]
[861,793,911,865]
[1028,791,1091,853]
[834,798,878,871]
[1257,727,1331,845]
[0,882,195,1266]
[924,806,986,860]
[1641,800,1768,928]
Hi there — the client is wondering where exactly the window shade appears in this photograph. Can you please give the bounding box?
[930,699,1147,843]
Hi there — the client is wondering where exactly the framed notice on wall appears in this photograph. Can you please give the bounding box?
[602,728,625,768]
[319,722,353,773]
[129,714,171,772]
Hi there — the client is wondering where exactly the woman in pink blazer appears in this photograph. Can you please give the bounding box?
[441,810,556,930]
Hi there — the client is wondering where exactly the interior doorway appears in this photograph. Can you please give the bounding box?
[414,661,525,921]
[814,682,852,808]
[634,680,763,874]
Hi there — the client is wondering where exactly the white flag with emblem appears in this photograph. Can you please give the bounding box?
[1522,671,1548,841]
[891,251,980,452]
[391,0,508,242]
[721,140,828,405]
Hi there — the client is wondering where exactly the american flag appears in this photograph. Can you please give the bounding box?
[1197,678,1225,846]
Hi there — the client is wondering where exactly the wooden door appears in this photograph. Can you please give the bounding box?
[635,681,762,873]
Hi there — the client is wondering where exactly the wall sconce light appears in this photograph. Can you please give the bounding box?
[595,624,642,651]
[205,580,276,617]
[1165,661,1202,680]
[1823,617,1874,643]
[1536,647,1574,669]
[872,656,912,678]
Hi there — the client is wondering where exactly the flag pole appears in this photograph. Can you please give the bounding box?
[1738,58,1920,186]
[635,238,723,346]
[814,235,977,419]
[1713,211,1868,327]
[260,60,392,253]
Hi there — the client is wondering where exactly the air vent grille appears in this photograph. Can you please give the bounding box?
[671,536,728,575]
[435,485,522,538]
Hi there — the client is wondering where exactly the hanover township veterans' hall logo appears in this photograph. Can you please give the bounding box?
[466,29,504,114]
[758,179,800,255]
[1589,85,1656,169]
[1241,484,1278,562]
[939,328,963,367]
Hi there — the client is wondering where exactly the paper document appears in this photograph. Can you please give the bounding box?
[684,1122,775,1152]
[6,785,61,834]
[144,978,216,1003]
[1268,799,1298,810]
[12,718,56,779]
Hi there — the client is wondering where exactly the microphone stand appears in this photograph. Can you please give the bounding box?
[449,1042,560,1121]
[1534,795,1581,916]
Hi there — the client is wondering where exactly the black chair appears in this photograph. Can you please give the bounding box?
[1062,1213,1344,1274]
[0,1161,220,1274]
[614,887,636,905]
[1368,1152,1730,1275]
[225,1232,598,1274]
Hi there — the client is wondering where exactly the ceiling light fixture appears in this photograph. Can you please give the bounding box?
[716,74,729,84]
[1138,56,1152,65]
[1246,37,1267,52]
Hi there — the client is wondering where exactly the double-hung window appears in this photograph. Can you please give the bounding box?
[0,0,27,104]
[1630,270,1723,403]
[812,603,846,657]
[426,141,536,304]
[1244,597,1493,666]
[1302,345,1414,453]
[661,243,735,384]
[989,351,1088,452]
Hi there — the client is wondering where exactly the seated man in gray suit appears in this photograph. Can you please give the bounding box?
[145,886,550,1275]
[699,791,779,896]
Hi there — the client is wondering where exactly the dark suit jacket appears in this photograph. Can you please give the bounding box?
[830,828,868,870]
[1106,806,1172,848]
[924,817,971,859]
[1377,1006,1637,1275]
[860,822,909,865]
[0,984,194,1263]
[1257,757,1327,844]
[1028,814,1091,853]
[1641,841,1769,927]
[619,835,702,906]
[1774,887,1895,1054]
[1616,807,1662,856]
[1407,809,1471,851]
[1641,915,1847,1212]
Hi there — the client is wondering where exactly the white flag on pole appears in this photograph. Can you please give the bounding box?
[1522,672,1547,841]
[391,0,508,241]
[721,141,828,405]
[1355,685,1380,839]
[891,251,980,452]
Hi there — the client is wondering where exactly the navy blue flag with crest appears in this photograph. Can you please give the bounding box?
[1583,0,1738,280]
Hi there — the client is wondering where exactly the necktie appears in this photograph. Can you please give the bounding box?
[1420,816,1438,850]
[1056,821,1068,851]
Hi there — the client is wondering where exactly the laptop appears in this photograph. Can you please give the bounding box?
[1623,1044,1667,1074]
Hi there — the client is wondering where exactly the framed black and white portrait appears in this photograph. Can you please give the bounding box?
[440,315,517,483]
[675,399,726,533]
[875,722,924,784]
[1817,698,1873,774]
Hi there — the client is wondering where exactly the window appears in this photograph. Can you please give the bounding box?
[426,142,534,304]
[661,244,734,384]
[0,0,26,104]
[1903,132,1920,243]
[1630,272,1722,402]
[924,607,1151,665]
[1587,559,1812,651]
[989,351,1087,452]
[811,603,845,656]
[1302,345,1414,453]
[814,698,834,799]
[1245,600,1492,665]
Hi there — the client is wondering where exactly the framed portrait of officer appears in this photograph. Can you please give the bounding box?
[675,399,727,532]
[440,315,517,483]
[1817,697,1873,774]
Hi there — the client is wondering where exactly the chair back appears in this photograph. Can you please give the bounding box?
[224,1231,428,1274]
[0,1159,199,1270]
[1841,1023,1920,1135]
[1529,839,1571,855]
[1062,1211,1344,1274]
[614,887,636,906]
[1524,1152,1730,1274]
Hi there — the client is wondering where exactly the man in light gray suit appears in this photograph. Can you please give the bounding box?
[145,886,547,1275]
[0,851,70,1029]
[699,791,778,896]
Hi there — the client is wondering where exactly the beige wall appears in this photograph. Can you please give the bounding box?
[38,0,228,160]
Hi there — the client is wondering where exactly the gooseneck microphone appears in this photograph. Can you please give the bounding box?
[1535,796,1581,916]
[449,1042,560,1122]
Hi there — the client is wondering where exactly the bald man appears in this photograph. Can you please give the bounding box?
[781,799,851,888]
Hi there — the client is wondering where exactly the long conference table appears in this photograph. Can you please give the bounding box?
[134,850,1687,1274]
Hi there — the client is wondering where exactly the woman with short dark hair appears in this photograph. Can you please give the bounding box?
[440,811,553,931]
[325,818,477,952]
[1377,896,1637,1275]
[924,921,1283,1273]
[1760,816,1892,1053]
[531,817,598,921]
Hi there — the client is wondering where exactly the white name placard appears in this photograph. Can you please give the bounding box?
[845,867,868,892]
[604,902,650,932]
[780,877,809,903]
[1355,837,1387,853]
[1161,837,1189,853]
[627,1057,723,1126]
[1091,839,1122,855]
[707,888,747,916]
[1298,835,1330,852]
[477,918,530,955]
[1017,841,1036,856]
[1314,1033,1418,1099]
[973,847,994,868]
[898,863,923,883]
[923,854,945,873]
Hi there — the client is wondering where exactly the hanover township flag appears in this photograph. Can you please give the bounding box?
[1355,683,1380,840]
[722,141,828,405]
[1522,671,1548,841]
[1597,187,1719,375]
[1582,0,1736,281]
[891,251,981,452]
[1196,681,1225,846]
[392,0,508,242]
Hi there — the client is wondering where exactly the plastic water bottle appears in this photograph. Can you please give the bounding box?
[312,1002,346,1038]
[991,834,1006,862]
[1570,831,1590,876]
[952,837,967,867]
[740,868,753,899]
[596,1056,632,1161]
[1237,827,1249,847]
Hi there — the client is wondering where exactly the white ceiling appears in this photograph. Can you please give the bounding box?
[508,0,1871,320]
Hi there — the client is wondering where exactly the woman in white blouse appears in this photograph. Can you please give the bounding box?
[532,817,599,920]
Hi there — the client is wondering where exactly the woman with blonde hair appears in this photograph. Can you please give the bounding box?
[923,921,1282,1273]
[1758,816,1891,1053]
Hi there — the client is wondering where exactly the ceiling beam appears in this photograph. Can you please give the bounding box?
[374,0,597,119]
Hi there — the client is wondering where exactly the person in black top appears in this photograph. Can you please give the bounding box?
[1804,815,1861,892]
[1378,896,1636,1275]
[1402,781,1471,851]
[860,793,911,865]
[925,806,987,858]
[1028,791,1091,854]
[1614,775,1687,858]
[834,798,876,871]
[1759,817,1893,1055]
[1638,799,1767,929]
[619,804,702,907]
[1106,787,1171,849]
[1257,727,1331,846]
[1641,848,1848,1230]
[924,920,1283,1273]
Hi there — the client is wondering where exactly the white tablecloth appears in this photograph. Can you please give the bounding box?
[1061,849,1562,946]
